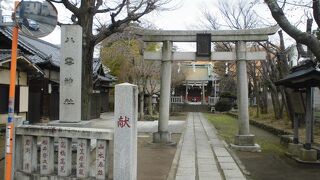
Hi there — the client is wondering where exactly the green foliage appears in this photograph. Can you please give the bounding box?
[100,38,161,84]
[100,39,142,82]
[206,114,238,143]
[215,99,232,112]
[206,113,286,154]
[145,42,160,51]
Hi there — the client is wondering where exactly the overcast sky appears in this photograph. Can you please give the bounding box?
[39,0,273,50]
[41,0,219,45]
[1,0,312,50]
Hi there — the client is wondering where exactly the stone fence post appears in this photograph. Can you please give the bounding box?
[114,83,138,180]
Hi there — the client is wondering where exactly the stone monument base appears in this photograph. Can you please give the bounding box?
[288,143,303,157]
[230,143,261,152]
[234,134,255,146]
[48,120,92,127]
[230,134,261,152]
[299,148,317,162]
[153,131,173,144]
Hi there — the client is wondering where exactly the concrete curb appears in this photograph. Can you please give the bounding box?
[166,120,187,180]
[202,115,248,179]
[227,112,292,137]
[222,140,252,178]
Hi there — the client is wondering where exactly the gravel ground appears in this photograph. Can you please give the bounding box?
[236,125,320,180]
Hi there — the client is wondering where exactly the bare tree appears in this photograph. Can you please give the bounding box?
[145,66,161,116]
[217,0,260,29]
[202,0,260,98]
[201,0,295,118]
[49,0,171,119]
[132,56,159,120]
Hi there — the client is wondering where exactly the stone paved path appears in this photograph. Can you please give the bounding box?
[175,112,246,180]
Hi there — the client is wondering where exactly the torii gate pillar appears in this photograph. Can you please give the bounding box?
[231,41,260,151]
[153,41,173,143]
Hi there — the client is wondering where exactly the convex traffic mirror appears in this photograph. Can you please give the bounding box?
[14,0,58,38]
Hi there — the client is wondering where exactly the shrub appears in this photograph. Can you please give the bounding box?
[215,99,232,112]
[219,92,237,99]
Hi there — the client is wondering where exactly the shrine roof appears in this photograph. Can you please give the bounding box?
[275,60,320,88]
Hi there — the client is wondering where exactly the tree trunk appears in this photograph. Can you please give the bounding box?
[313,0,320,27]
[283,88,294,123]
[254,81,260,118]
[269,84,282,119]
[276,30,294,122]
[251,62,260,118]
[78,1,95,120]
[81,44,94,120]
[259,85,268,114]
[147,95,153,116]
[139,85,144,121]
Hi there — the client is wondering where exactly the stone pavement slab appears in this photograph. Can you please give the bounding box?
[172,112,246,180]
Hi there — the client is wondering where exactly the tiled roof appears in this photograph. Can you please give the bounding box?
[275,60,320,88]
[19,34,61,66]
[1,28,44,57]
[92,58,117,82]
[0,51,44,74]
[105,73,117,81]
[0,27,116,82]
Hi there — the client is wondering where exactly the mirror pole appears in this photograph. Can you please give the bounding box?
[5,2,19,180]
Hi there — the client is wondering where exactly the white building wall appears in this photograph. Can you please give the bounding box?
[44,69,59,82]
[185,66,210,81]
[0,69,27,85]
[0,69,28,124]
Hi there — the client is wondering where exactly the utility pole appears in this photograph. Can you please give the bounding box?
[5,21,18,180]
[4,1,18,179]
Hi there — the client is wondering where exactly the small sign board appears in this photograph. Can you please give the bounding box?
[290,92,305,114]
[196,34,211,57]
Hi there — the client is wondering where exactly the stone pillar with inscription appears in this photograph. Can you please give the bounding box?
[40,137,54,175]
[59,25,82,123]
[114,83,138,180]
[58,138,72,176]
[96,140,109,179]
[22,136,37,174]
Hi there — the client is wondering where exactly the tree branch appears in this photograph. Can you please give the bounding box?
[48,0,80,16]
[264,0,320,62]
[95,0,126,14]
[313,0,320,27]
[93,1,157,44]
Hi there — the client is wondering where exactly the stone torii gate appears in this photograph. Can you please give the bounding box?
[136,26,278,150]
